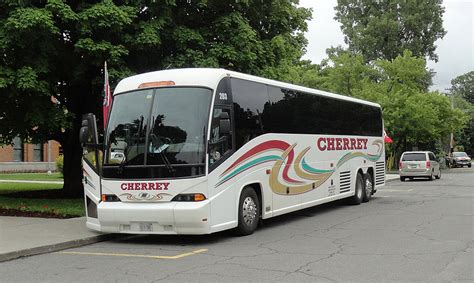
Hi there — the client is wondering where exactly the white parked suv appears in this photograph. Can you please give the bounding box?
[399,151,441,181]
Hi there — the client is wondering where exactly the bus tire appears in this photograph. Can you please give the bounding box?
[363,173,373,202]
[235,187,260,236]
[349,173,364,205]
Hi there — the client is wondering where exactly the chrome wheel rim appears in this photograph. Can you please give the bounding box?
[242,196,257,226]
[365,177,373,197]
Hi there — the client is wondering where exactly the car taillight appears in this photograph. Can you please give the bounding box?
[426,160,431,168]
[399,161,403,169]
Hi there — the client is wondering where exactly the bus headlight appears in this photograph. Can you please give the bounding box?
[172,193,206,202]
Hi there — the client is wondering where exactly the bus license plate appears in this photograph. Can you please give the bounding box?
[139,223,153,232]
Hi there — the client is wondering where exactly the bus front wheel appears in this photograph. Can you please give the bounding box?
[235,187,260,236]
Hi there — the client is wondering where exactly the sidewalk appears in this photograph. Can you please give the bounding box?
[385,173,399,182]
[0,216,113,262]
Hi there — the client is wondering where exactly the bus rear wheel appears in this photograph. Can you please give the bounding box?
[363,173,373,202]
[349,173,364,205]
[235,187,260,236]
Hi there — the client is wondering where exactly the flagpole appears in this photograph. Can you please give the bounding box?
[103,61,112,130]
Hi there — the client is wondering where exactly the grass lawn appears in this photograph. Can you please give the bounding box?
[0,182,85,217]
[0,182,63,195]
[0,172,63,181]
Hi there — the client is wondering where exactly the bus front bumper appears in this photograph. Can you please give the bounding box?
[87,200,210,235]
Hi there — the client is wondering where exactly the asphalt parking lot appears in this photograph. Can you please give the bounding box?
[1,167,472,282]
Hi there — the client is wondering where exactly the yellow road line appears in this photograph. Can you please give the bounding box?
[59,248,208,259]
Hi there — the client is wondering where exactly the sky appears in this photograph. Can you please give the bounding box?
[299,0,474,92]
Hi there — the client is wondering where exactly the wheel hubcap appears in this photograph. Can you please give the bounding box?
[365,178,372,196]
[242,197,257,226]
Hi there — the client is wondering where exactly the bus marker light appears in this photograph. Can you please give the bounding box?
[194,193,206,201]
[172,193,206,202]
[101,194,121,202]
[266,169,271,175]
[138,81,175,89]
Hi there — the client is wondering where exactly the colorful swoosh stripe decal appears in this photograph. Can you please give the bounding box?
[216,139,384,196]
[218,140,302,186]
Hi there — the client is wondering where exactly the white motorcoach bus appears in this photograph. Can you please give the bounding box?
[80,68,385,235]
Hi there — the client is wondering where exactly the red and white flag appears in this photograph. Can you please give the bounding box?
[384,129,393,143]
[103,61,112,129]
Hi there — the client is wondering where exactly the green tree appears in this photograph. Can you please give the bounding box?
[0,0,311,196]
[449,71,474,154]
[319,47,374,96]
[334,0,446,62]
[450,71,474,104]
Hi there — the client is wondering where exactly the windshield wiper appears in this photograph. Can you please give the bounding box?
[117,144,130,174]
[150,134,175,173]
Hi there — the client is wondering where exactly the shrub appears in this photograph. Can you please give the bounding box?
[55,155,64,176]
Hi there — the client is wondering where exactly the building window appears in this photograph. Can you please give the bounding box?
[12,137,23,162]
[33,143,43,162]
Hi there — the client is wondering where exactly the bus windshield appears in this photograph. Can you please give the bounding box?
[103,87,212,179]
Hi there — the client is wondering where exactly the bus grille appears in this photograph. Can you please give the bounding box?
[340,171,351,193]
[375,161,385,185]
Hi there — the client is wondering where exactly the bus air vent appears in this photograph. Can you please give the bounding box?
[375,161,385,185]
[339,171,351,193]
[86,196,98,218]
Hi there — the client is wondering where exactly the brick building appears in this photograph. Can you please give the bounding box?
[0,138,61,172]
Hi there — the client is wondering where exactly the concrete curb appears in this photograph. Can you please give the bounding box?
[0,233,117,263]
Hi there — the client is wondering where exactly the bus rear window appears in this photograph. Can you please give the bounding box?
[402,153,426,161]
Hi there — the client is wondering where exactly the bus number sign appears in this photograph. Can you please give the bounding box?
[219,92,228,100]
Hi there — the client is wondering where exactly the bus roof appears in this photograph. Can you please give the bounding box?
[114,68,381,108]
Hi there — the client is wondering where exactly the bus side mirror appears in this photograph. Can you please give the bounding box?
[219,112,230,135]
[79,120,89,145]
[79,113,99,146]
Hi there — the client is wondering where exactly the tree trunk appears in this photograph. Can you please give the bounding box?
[60,127,84,198]
[59,67,98,198]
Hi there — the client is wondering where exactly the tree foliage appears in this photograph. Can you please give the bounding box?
[450,71,474,104]
[0,0,311,196]
[449,71,474,155]
[334,0,446,62]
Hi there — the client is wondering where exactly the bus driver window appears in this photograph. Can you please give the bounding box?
[209,108,232,165]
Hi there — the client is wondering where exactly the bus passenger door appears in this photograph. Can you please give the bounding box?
[80,114,102,221]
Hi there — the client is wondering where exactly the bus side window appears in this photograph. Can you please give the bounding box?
[209,108,233,165]
[231,78,268,149]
